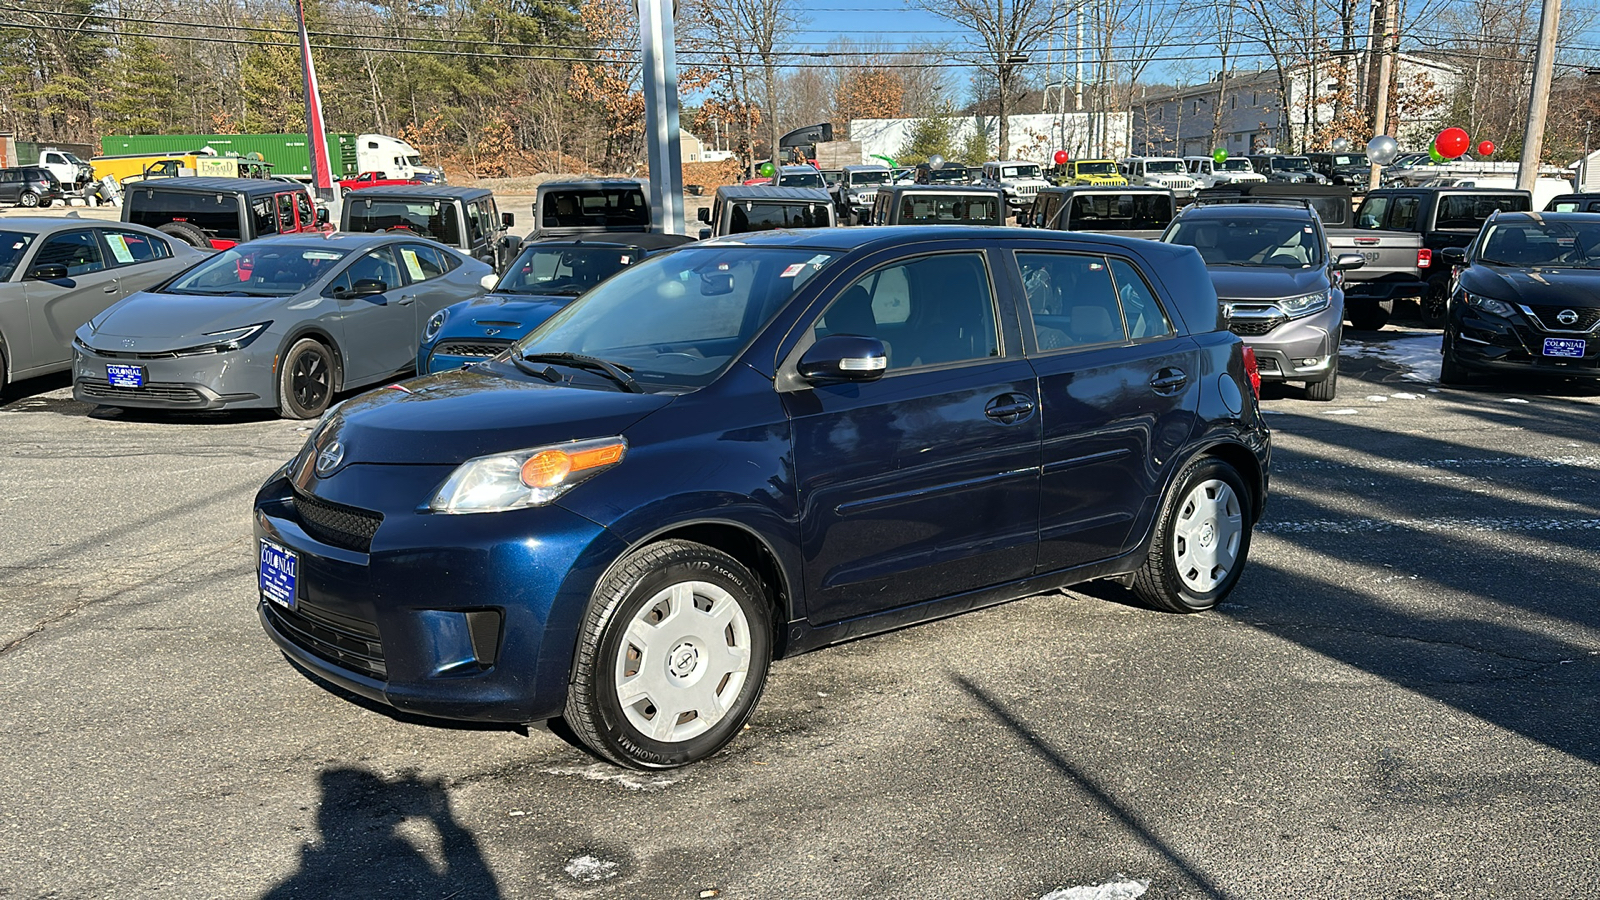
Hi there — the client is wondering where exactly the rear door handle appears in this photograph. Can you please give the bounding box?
[1150,368,1188,395]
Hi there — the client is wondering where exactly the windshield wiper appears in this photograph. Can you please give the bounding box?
[514,350,641,393]
[507,351,561,383]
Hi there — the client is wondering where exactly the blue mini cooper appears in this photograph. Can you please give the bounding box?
[255,226,1271,768]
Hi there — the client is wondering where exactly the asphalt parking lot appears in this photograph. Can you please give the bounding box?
[2,319,1598,900]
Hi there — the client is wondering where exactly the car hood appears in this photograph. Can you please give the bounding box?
[1205,266,1328,302]
[441,292,574,332]
[79,291,306,351]
[321,366,675,465]
[1459,264,1600,308]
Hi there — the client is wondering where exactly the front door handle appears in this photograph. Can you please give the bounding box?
[103,285,118,293]
[1150,367,1189,395]
[398,294,417,306]
[985,393,1036,424]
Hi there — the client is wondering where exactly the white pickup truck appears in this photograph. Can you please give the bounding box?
[32,149,96,197]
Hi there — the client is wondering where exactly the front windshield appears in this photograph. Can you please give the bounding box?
[1146,160,1185,174]
[511,246,835,389]
[347,199,461,244]
[1274,157,1312,171]
[1332,154,1368,167]
[1003,165,1043,179]
[404,155,422,166]
[497,245,637,296]
[1221,159,1254,172]
[1076,161,1118,175]
[1166,216,1323,267]
[1478,219,1600,268]
[64,153,87,165]
[850,171,892,185]
[0,231,37,281]
[779,171,825,187]
[164,244,350,296]
[925,167,968,183]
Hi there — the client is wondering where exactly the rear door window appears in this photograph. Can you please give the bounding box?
[1016,252,1128,351]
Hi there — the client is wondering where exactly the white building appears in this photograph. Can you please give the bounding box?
[849,113,1132,164]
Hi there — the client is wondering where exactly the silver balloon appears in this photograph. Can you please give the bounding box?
[1331,137,1350,152]
[928,154,945,170]
[1366,135,1400,166]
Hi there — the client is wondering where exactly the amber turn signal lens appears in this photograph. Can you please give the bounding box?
[521,450,572,488]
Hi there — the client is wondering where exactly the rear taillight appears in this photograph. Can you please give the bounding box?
[1417,248,1432,269]
[1242,346,1262,399]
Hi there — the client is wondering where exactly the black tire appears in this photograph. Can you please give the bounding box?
[18,191,39,208]
[1347,300,1391,331]
[1420,280,1449,328]
[156,221,209,248]
[0,335,9,398]
[1439,337,1472,385]
[565,539,772,769]
[277,338,336,419]
[1304,355,1339,401]
[1131,457,1254,614]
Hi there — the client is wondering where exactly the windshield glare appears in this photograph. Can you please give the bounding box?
[0,231,36,281]
[498,245,636,295]
[1003,166,1042,179]
[1478,219,1600,268]
[1076,162,1118,175]
[1274,157,1312,171]
[779,172,824,187]
[1146,160,1185,174]
[850,171,891,185]
[1221,159,1254,171]
[511,246,834,388]
[1166,217,1323,268]
[165,244,350,296]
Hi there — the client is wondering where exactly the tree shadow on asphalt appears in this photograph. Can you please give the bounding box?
[259,767,503,900]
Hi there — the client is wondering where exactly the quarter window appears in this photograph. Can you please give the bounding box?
[33,231,106,277]
[1016,252,1129,351]
[813,252,998,371]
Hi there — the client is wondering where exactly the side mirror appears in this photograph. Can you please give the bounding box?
[696,207,711,223]
[798,334,888,384]
[697,227,712,241]
[856,209,871,226]
[316,208,330,225]
[480,273,499,291]
[26,263,69,281]
[340,278,388,299]
[501,212,515,228]
[1439,246,1467,265]
[1333,253,1366,271]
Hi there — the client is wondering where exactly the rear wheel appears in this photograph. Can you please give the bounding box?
[1347,299,1391,331]
[1131,457,1253,613]
[156,221,209,248]
[565,540,772,769]
[277,338,335,419]
[18,191,39,208]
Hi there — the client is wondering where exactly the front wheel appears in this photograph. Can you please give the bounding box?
[277,338,335,419]
[1304,355,1339,401]
[565,540,772,769]
[1131,457,1254,613]
[1439,337,1472,385]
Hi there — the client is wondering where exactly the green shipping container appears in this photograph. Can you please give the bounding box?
[99,133,359,179]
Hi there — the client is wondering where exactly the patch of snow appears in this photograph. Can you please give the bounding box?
[565,855,619,883]
[1503,397,1530,403]
[1041,879,1150,900]
[1347,334,1443,383]
[1365,395,1390,402]
[1389,392,1423,399]
[1327,408,1360,415]
[543,763,681,792]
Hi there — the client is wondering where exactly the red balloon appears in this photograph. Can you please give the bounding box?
[1477,140,1496,158]
[1054,150,1070,165]
[1435,127,1470,160]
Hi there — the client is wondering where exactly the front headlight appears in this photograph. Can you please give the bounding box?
[424,309,448,343]
[429,437,627,514]
[174,322,270,356]
[1465,292,1517,318]
[1279,290,1331,318]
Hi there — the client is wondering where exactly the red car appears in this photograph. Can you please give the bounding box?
[338,172,424,195]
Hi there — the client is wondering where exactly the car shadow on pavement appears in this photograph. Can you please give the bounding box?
[284,655,531,736]
[259,767,503,900]
[953,675,1236,900]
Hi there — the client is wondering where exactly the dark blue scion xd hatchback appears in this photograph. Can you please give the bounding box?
[255,226,1271,768]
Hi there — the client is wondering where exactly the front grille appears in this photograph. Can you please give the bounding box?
[78,379,204,404]
[293,491,383,553]
[1229,317,1287,336]
[433,339,512,358]
[263,600,387,679]
[81,345,220,360]
[1523,305,1600,333]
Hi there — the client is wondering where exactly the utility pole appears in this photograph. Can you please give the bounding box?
[638,0,685,235]
[1518,0,1562,191]
[1367,0,1395,189]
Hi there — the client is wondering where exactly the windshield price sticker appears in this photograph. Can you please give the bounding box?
[780,262,806,278]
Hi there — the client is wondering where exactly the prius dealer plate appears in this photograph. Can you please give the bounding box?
[106,364,145,388]
[259,540,298,610]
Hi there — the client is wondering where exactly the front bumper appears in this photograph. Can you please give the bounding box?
[1448,305,1600,379]
[253,464,626,723]
[1226,303,1342,383]
[72,343,272,410]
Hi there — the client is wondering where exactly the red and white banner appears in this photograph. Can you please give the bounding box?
[295,0,334,199]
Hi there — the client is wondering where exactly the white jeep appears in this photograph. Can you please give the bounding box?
[1120,157,1198,199]
[1183,156,1267,189]
[980,160,1051,212]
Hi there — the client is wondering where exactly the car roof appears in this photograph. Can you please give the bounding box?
[347,185,493,201]
[1499,211,1598,223]
[714,185,831,201]
[0,217,171,236]
[538,179,644,190]
[843,164,891,171]
[877,184,1005,195]
[703,224,1199,257]
[1180,203,1317,221]
[123,176,300,196]
[245,231,425,249]
[1037,185,1171,195]
[989,160,1039,167]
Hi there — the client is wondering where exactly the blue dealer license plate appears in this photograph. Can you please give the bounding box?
[106,364,145,388]
[259,541,298,610]
[1543,338,1586,359]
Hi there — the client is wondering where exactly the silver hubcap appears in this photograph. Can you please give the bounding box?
[614,580,752,743]
[1172,478,1243,593]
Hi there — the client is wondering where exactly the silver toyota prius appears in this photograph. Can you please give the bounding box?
[72,232,494,418]
[0,218,208,393]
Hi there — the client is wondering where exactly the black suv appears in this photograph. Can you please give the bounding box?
[341,185,517,272]
[0,167,64,208]
[1440,211,1600,383]
[122,177,330,249]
